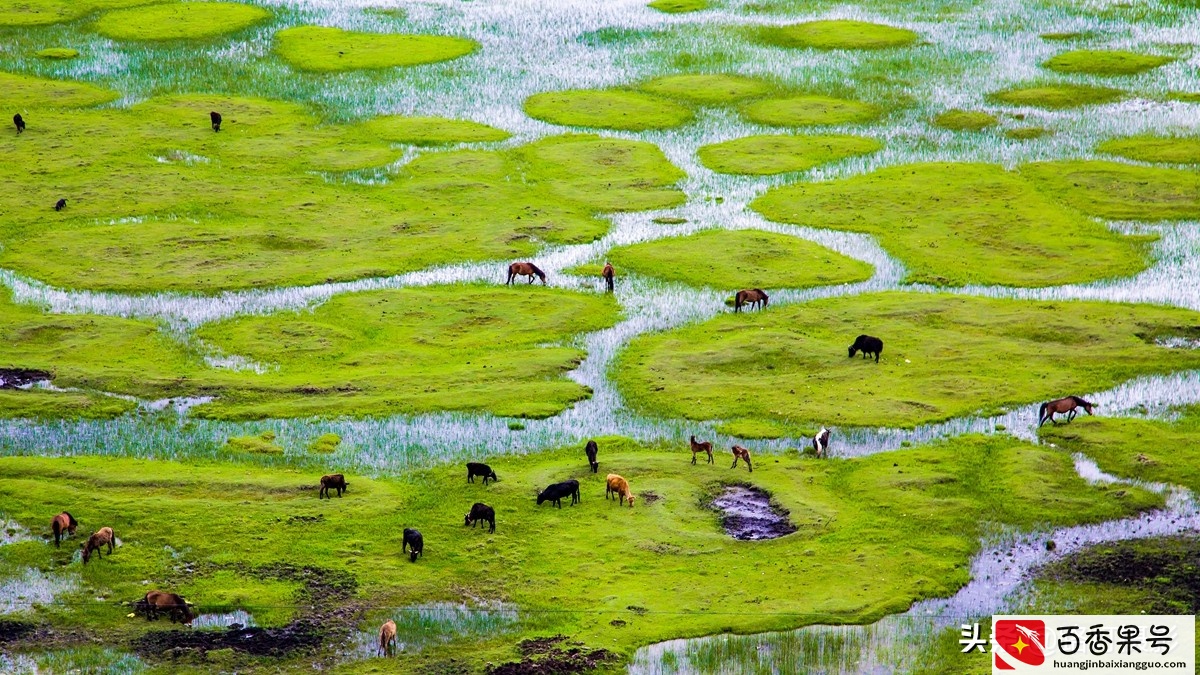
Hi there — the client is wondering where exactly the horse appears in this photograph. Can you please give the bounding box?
[51,512,77,548]
[584,440,599,473]
[54,198,67,212]
[813,427,830,458]
[134,590,194,624]
[402,528,423,563]
[537,480,580,508]
[82,527,114,564]
[605,474,635,507]
[467,462,498,484]
[506,262,546,285]
[848,334,883,363]
[319,474,347,498]
[689,435,713,465]
[734,289,769,313]
[13,114,24,134]
[210,111,222,132]
[465,503,496,533]
[379,619,397,656]
[1038,396,1096,427]
[731,445,753,472]
[601,262,614,292]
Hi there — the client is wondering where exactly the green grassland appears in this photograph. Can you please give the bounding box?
[1021,160,1200,220]
[648,0,709,12]
[931,109,997,131]
[274,26,478,73]
[741,95,882,127]
[753,20,919,50]
[0,434,1159,672]
[987,83,1125,109]
[524,89,693,131]
[1098,135,1200,164]
[0,0,158,27]
[1042,50,1174,76]
[0,71,118,109]
[93,2,271,41]
[752,163,1149,287]
[604,229,873,290]
[639,73,770,104]
[614,292,1200,430]
[359,115,510,145]
[697,134,882,175]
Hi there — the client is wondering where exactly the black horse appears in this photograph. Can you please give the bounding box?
[584,440,599,473]
[402,528,423,562]
[848,335,883,363]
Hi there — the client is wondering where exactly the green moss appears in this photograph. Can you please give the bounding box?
[1043,50,1173,76]
[752,162,1148,287]
[524,89,692,131]
[1040,31,1089,41]
[648,0,708,12]
[987,83,1125,109]
[742,95,881,127]
[615,292,1200,429]
[0,0,156,27]
[358,116,509,145]
[93,2,271,41]
[225,431,284,455]
[274,26,477,73]
[1097,135,1200,164]
[698,134,881,175]
[0,71,117,110]
[309,433,342,454]
[931,109,997,131]
[1166,91,1200,103]
[35,48,79,59]
[1005,126,1050,140]
[754,20,919,50]
[607,229,873,290]
[1021,160,1200,220]
[639,74,769,104]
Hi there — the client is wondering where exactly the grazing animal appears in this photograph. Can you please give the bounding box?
[210,111,222,132]
[402,528,423,563]
[13,113,25,134]
[464,502,496,533]
[506,261,546,285]
[813,427,830,459]
[731,445,753,472]
[81,526,114,564]
[689,435,714,465]
[50,512,78,548]
[734,289,769,313]
[379,619,397,656]
[605,474,635,507]
[601,262,615,292]
[848,334,883,363]
[584,439,599,473]
[319,473,347,499]
[1038,396,1096,427]
[466,462,498,485]
[54,198,67,212]
[135,590,194,624]
[537,480,580,509]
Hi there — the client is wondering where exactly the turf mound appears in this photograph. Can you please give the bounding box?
[525,89,692,130]
[932,109,997,131]
[754,20,918,50]
[1021,160,1200,220]
[742,95,880,127]
[1042,50,1173,76]
[359,116,510,144]
[648,0,708,12]
[0,71,117,109]
[698,134,881,174]
[275,26,477,72]
[639,73,769,104]
[35,47,78,59]
[988,83,1124,109]
[1097,135,1200,164]
[94,2,270,41]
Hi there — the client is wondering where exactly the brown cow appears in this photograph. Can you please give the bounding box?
[81,526,114,564]
[605,474,635,507]
[319,473,347,498]
[51,512,78,548]
[135,590,194,624]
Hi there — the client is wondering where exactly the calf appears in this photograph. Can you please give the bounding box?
[464,502,496,533]
[466,462,498,485]
[848,334,883,363]
[537,480,580,509]
[135,590,194,624]
[51,511,78,548]
[402,528,423,562]
[605,474,635,507]
[319,473,347,498]
[82,526,114,564]
[584,440,599,473]
[731,445,753,473]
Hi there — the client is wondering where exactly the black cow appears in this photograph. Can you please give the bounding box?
[584,440,599,473]
[210,111,222,132]
[13,114,25,134]
[466,462,498,485]
[402,528,423,562]
[537,480,580,509]
[319,473,347,498]
[464,502,495,533]
[848,334,883,363]
[54,198,67,212]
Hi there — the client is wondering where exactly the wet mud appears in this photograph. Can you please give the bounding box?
[710,484,797,541]
[487,635,616,675]
[0,369,51,389]
[1038,535,1200,613]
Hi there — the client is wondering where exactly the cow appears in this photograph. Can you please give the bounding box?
[402,528,423,562]
[466,462,498,485]
[848,334,883,363]
[605,474,635,507]
[537,480,580,509]
[210,111,222,132]
[465,503,496,533]
[319,474,347,498]
[584,440,599,473]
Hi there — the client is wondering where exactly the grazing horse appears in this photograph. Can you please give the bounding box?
[210,111,222,132]
[13,114,25,134]
[467,462,498,484]
[1038,396,1096,427]
[506,262,546,285]
[319,474,347,498]
[813,427,830,458]
[584,439,599,473]
[731,445,753,472]
[848,334,883,363]
[135,590,194,624]
[734,289,768,313]
[82,526,114,564]
[379,619,397,656]
[601,262,615,292]
[402,528,423,563]
[51,512,78,548]
[605,474,635,507]
[537,480,580,508]
[54,198,67,212]
[689,435,714,465]
[465,503,496,533]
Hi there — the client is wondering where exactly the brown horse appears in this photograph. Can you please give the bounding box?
[506,262,546,285]
[1038,396,1096,427]
[689,435,713,465]
[601,262,614,292]
[51,512,78,548]
[379,619,397,656]
[135,590,194,624]
[734,289,768,313]
[731,445,753,472]
[82,526,114,564]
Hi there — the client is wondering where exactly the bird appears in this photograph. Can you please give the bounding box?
[210,111,222,132]
[13,113,25,134]
[54,198,67,211]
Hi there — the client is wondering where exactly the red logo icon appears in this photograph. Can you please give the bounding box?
[994,619,1046,669]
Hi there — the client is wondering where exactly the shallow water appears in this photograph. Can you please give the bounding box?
[710,485,797,541]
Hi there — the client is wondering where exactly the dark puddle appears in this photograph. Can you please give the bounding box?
[0,368,51,389]
[487,634,616,675]
[1038,535,1200,613]
[710,484,797,541]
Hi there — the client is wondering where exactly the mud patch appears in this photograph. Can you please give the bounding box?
[1038,535,1200,613]
[709,484,797,541]
[640,491,661,505]
[0,369,52,389]
[488,635,617,675]
[0,619,35,643]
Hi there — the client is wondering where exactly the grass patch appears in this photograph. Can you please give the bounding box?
[0,389,135,420]
[605,229,873,290]
[932,109,997,131]
[648,0,708,12]
[752,162,1149,287]
[224,431,284,456]
[1097,135,1200,164]
[0,71,117,110]
[753,20,919,50]
[93,2,271,41]
[639,74,769,105]
[697,134,881,175]
[1021,160,1200,220]
[742,95,881,127]
[35,48,78,59]
[987,83,1124,109]
[358,116,509,145]
[0,0,156,27]
[274,26,477,73]
[1166,91,1200,103]
[1042,50,1173,76]
[309,433,341,454]
[615,292,1200,429]
[524,89,692,131]
[1005,127,1050,140]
